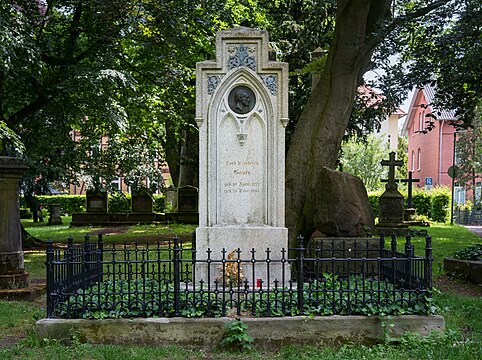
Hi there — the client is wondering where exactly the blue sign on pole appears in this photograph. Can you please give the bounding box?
[425,177,433,186]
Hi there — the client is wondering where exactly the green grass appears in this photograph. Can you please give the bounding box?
[22,218,196,243]
[0,222,480,358]
[407,223,482,275]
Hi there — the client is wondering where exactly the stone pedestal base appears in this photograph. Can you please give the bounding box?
[195,226,290,286]
[0,272,29,289]
[404,208,417,221]
[0,251,25,273]
[374,224,409,236]
[378,190,404,224]
[0,251,29,289]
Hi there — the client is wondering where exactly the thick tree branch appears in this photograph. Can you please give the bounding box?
[6,94,50,128]
[364,0,452,53]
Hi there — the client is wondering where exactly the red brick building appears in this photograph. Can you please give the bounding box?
[401,85,480,204]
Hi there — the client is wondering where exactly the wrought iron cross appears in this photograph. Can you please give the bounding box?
[401,171,420,208]
[381,152,404,191]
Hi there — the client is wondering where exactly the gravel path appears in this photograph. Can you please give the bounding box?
[463,226,482,238]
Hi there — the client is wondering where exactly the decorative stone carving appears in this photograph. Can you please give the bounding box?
[207,75,222,95]
[260,75,277,95]
[227,44,256,71]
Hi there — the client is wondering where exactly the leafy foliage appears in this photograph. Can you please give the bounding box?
[456,105,482,206]
[55,273,433,320]
[369,186,451,222]
[453,244,482,261]
[339,134,389,191]
[221,319,254,351]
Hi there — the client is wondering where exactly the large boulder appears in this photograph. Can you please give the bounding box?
[313,167,374,237]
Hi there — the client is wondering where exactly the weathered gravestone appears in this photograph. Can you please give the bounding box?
[131,192,153,213]
[376,152,408,234]
[47,204,63,225]
[164,185,178,212]
[86,190,108,213]
[177,185,198,213]
[195,27,289,284]
[0,157,29,288]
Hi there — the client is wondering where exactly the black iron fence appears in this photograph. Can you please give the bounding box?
[454,208,482,225]
[46,234,433,319]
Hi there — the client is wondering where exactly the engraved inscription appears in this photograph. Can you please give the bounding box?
[218,116,265,224]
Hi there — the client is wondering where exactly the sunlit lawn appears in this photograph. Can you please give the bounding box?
[407,223,482,275]
[22,217,196,244]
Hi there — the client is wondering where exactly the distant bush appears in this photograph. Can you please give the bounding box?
[153,195,165,213]
[34,195,86,214]
[429,186,450,222]
[22,193,165,215]
[368,186,451,222]
[108,192,130,213]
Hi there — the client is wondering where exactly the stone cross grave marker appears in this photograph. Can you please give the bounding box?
[195,27,289,285]
[377,152,406,228]
[381,151,404,191]
[401,171,420,209]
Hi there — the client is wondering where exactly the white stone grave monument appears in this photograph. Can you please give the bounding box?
[195,27,289,285]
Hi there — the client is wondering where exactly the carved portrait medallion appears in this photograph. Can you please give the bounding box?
[228,86,256,114]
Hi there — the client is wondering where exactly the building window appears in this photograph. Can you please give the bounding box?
[111,177,121,191]
[411,151,415,172]
[417,148,421,171]
[454,183,466,205]
[418,112,423,131]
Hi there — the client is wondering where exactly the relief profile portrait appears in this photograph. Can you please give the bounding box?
[228,86,256,114]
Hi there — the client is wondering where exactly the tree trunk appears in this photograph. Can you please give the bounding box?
[285,0,392,246]
[178,126,199,188]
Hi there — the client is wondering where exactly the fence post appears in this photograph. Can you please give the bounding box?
[46,240,54,317]
[173,236,181,316]
[67,237,73,294]
[97,234,103,283]
[424,235,433,290]
[83,235,90,288]
[297,235,305,314]
[404,234,413,287]
[379,233,385,257]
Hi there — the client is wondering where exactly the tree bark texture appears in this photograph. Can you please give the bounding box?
[285,0,392,246]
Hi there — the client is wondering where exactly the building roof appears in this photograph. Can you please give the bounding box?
[401,84,457,136]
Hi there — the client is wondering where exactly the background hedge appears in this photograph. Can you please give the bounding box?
[20,194,165,215]
[368,186,451,222]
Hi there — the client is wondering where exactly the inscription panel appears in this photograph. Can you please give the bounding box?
[217,115,266,224]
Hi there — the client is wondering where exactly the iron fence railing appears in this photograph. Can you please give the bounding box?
[454,208,482,225]
[46,233,433,318]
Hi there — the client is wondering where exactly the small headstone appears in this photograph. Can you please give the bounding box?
[195,27,290,284]
[86,190,108,213]
[48,204,63,225]
[131,192,153,213]
[164,185,178,212]
[177,185,198,213]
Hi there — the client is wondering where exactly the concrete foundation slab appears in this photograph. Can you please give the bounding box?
[35,315,445,350]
